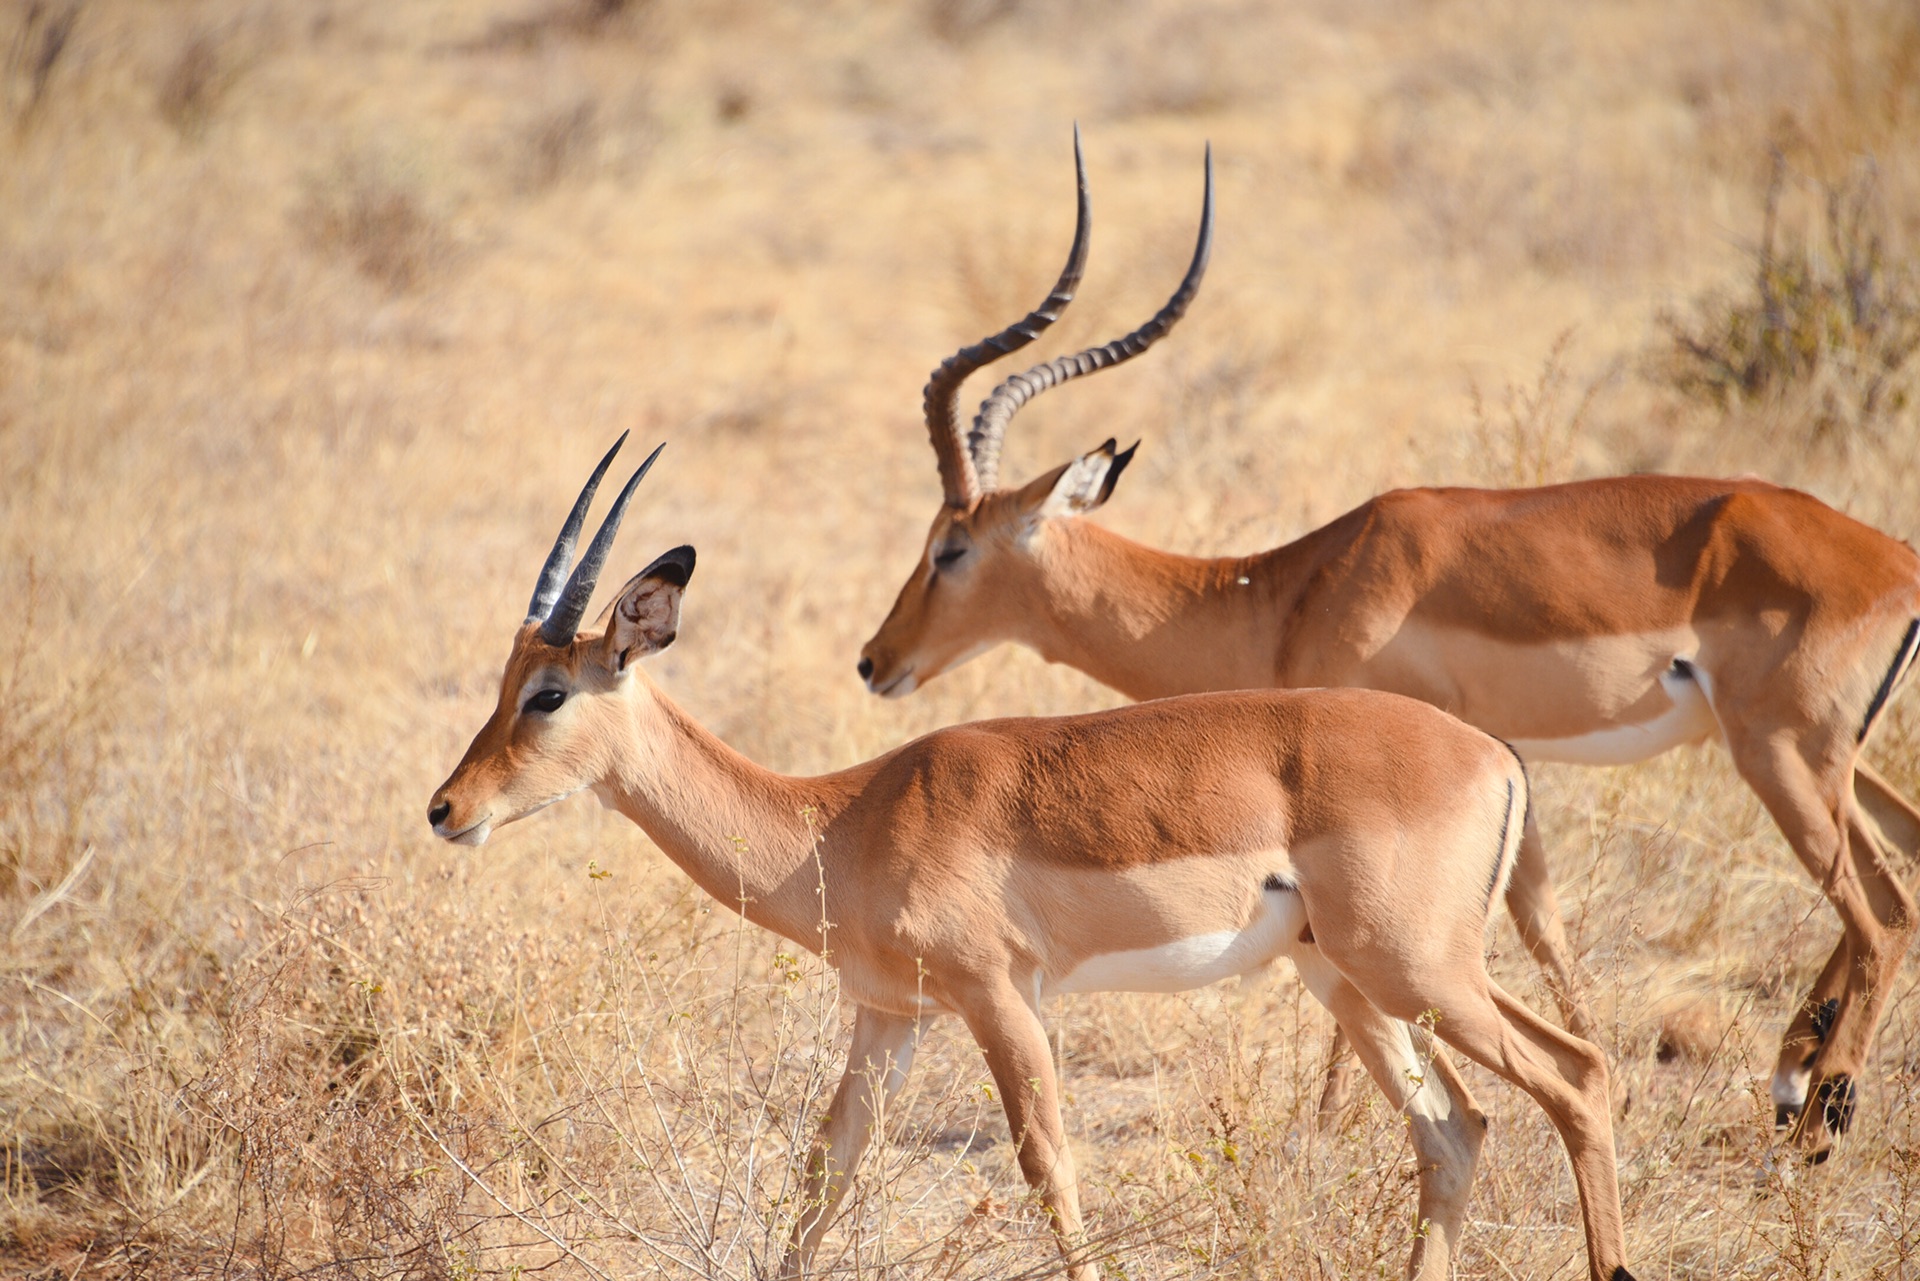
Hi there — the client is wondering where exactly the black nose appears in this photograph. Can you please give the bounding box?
[857,656,874,681]
[429,800,451,828]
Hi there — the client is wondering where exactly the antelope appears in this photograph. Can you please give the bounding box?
[428,435,1640,1281]
[858,139,1920,1161]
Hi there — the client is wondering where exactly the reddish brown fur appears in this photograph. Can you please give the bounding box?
[863,465,1920,1155]
[433,557,1633,1281]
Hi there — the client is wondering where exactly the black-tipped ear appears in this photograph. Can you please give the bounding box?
[1030,439,1136,521]
[641,545,696,588]
[1098,440,1139,505]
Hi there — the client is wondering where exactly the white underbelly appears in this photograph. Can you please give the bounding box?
[1508,664,1719,766]
[1042,887,1305,997]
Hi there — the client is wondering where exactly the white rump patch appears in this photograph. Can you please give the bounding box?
[1509,661,1719,766]
[1043,883,1306,997]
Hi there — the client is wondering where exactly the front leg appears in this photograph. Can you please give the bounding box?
[958,982,1095,1281]
[780,1006,922,1278]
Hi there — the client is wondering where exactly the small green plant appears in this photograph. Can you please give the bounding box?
[1657,152,1920,443]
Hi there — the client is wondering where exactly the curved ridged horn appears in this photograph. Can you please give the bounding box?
[537,439,666,646]
[966,143,1213,493]
[526,431,629,624]
[923,126,1092,510]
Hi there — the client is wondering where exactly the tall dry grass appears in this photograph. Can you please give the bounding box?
[4,0,1920,1276]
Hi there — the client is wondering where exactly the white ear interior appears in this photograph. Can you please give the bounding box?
[1038,451,1119,520]
[605,573,684,667]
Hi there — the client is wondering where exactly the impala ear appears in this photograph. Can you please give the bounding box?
[1026,439,1138,522]
[600,545,696,671]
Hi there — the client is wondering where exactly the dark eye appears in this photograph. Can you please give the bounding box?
[522,689,566,715]
[933,546,967,570]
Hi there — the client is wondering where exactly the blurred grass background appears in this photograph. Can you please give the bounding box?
[5,0,1920,1276]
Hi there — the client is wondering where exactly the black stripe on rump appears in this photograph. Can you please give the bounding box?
[1486,778,1516,913]
[1262,872,1297,893]
[1859,617,1920,744]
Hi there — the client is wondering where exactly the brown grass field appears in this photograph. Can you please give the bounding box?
[6,0,1920,1276]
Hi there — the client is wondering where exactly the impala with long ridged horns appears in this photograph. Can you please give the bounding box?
[859,139,1920,1162]
[428,436,1640,1281]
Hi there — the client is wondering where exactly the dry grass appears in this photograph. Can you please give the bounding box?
[5,0,1920,1277]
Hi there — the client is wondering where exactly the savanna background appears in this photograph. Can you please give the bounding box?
[7,0,1920,1276]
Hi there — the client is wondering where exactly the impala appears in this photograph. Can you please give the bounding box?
[428,436,1638,1281]
[858,141,1920,1161]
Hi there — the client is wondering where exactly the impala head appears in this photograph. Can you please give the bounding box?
[428,434,693,846]
[859,135,1212,697]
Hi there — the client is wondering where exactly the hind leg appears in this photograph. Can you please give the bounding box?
[1770,934,1848,1131]
[1313,918,1630,1281]
[1855,761,1920,865]
[1316,1027,1365,1124]
[1504,808,1596,1038]
[1294,948,1487,1281]
[1394,976,1629,1281]
[1730,733,1918,1156]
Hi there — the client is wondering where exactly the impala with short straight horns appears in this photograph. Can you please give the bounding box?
[430,434,1640,1281]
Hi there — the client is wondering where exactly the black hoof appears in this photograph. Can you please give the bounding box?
[1810,996,1840,1043]
[1611,1268,1638,1281]
[1806,1145,1832,1167]
[1774,1101,1803,1130]
[1817,1074,1857,1136]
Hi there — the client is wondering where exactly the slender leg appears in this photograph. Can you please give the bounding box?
[1769,935,1848,1128]
[1370,973,1629,1281]
[1322,810,1592,1130]
[1502,809,1596,1038]
[780,1006,922,1278]
[1731,736,1918,1156]
[1294,948,1487,1281]
[956,982,1094,1281]
[1854,761,1920,865]
[1316,1027,1364,1124]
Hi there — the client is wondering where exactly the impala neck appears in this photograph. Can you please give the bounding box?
[1023,521,1286,701]
[595,679,851,951]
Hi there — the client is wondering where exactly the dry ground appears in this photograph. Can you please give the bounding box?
[6,0,1920,1277]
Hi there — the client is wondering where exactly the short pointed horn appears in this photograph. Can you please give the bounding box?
[526,431,629,624]
[967,144,1213,493]
[538,440,666,647]
[923,126,1092,509]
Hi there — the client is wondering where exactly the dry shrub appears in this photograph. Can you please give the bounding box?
[466,0,652,53]
[161,870,1132,1280]
[1786,0,1920,171]
[3,0,79,131]
[922,0,1021,47]
[155,27,245,140]
[517,98,599,192]
[1346,96,1670,278]
[183,893,481,1281]
[1465,330,1607,487]
[1657,155,1920,447]
[0,568,108,905]
[298,154,453,293]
